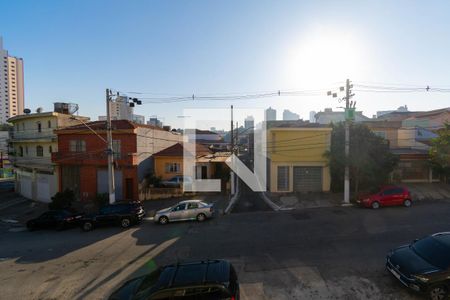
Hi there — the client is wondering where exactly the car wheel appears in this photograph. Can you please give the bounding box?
[371,201,380,209]
[159,216,169,225]
[196,213,206,222]
[82,221,93,232]
[403,199,412,207]
[428,285,448,300]
[120,218,131,228]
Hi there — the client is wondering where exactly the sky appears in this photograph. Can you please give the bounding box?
[1,0,450,129]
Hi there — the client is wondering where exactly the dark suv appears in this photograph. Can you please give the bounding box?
[27,209,84,231]
[81,201,145,231]
[386,232,450,300]
[109,259,239,300]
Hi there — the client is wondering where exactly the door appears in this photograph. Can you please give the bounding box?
[169,203,187,221]
[125,178,133,201]
[293,167,322,192]
[20,174,32,199]
[201,166,208,179]
[97,169,123,200]
[380,188,397,206]
[36,175,50,203]
[186,201,200,219]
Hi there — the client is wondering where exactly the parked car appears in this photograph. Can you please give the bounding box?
[386,232,450,300]
[80,201,145,231]
[356,185,412,209]
[26,209,84,231]
[154,200,214,225]
[160,175,193,188]
[108,259,239,300]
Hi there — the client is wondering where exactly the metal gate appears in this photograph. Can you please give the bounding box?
[97,169,123,200]
[293,167,322,192]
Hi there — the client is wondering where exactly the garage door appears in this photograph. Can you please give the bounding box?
[97,169,123,200]
[36,175,51,203]
[293,167,322,192]
[20,175,32,199]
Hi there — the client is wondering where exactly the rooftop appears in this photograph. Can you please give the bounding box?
[153,142,211,157]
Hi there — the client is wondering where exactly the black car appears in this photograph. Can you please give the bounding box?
[386,232,450,300]
[109,259,240,300]
[26,209,84,231]
[81,201,145,231]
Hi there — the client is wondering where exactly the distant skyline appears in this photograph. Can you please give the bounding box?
[2,1,450,129]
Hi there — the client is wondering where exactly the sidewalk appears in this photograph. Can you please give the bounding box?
[267,192,343,210]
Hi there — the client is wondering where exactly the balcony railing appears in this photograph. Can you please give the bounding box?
[10,128,56,141]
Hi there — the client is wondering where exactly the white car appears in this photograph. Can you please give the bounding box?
[154,200,214,224]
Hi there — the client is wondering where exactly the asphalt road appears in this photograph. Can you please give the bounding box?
[232,179,273,213]
[1,200,450,299]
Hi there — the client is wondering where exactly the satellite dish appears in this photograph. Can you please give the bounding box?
[23,108,31,114]
[36,107,43,113]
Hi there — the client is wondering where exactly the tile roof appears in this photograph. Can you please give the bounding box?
[57,119,164,131]
[153,143,211,157]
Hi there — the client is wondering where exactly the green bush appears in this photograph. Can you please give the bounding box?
[145,173,162,187]
[49,189,75,210]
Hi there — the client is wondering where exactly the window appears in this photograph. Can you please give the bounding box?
[373,131,386,139]
[172,204,186,211]
[37,122,41,132]
[49,146,52,154]
[70,140,86,152]
[277,166,289,191]
[36,146,43,157]
[187,202,199,209]
[165,163,181,173]
[18,146,23,157]
[47,120,51,128]
[25,146,28,155]
[112,140,121,159]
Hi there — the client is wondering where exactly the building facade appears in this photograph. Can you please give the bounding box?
[265,107,277,121]
[52,120,181,202]
[244,116,254,130]
[283,109,300,121]
[315,108,371,124]
[267,122,331,193]
[0,37,24,124]
[8,108,90,202]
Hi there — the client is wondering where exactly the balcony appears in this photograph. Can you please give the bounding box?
[10,129,56,142]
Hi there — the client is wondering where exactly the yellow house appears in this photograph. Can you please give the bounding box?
[267,122,332,193]
[153,143,214,180]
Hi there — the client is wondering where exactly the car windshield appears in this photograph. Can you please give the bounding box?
[411,236,450,269]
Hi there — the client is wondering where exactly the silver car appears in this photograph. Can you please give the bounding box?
[154,200,214,225]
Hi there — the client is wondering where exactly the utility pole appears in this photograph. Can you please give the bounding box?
[328,79,354,205]
[236,121,239,155]
[230,105,235,195]
[106,89,116,204]
[344,79,351,205]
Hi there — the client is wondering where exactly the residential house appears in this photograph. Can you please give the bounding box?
[52,120,181,202]
[266,120,332,193]
[153,142,231,190]
[7,105,90,202]
[184,129,228,152]
[363,115,445,183]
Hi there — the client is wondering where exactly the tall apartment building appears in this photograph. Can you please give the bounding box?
[265,107,276,121]
[0,37,24,124]
[283,109,300,121]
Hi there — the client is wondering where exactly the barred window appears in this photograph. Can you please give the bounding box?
[277,166,289,191]
[36,146,43,157]
[165,163,181,173]
[70,140,86,152]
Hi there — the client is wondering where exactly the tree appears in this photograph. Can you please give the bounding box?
[429,123,450,182]
[325,123,398,198]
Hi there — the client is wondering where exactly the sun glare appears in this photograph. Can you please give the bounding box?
[283,30,367,88]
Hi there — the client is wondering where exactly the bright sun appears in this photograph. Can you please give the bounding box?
[283,29,367,89]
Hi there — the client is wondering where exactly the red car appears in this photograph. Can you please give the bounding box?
[357,186,412,209]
